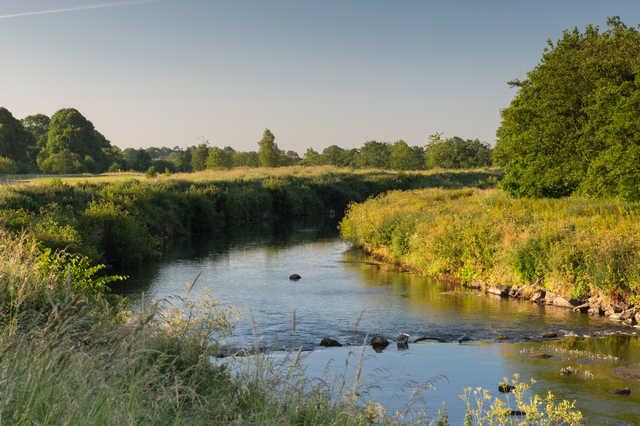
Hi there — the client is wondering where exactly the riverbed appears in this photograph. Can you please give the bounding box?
[120,225,640,424]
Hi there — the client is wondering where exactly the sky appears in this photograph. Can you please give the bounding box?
[1,0,640,152]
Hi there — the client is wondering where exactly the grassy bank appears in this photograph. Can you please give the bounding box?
[0,167,499,269]
[340,188,640,316]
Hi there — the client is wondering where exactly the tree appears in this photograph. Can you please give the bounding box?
[190,144,210,171]
[206,147,233,169]
[424,134,492,169]
[21,114,50,149]
[0,107,37,172]
[38,108,118,173]
[122,148,152,171]
[302,148,324,166]
[231,151,259,167]
[356,141,391,168]
[258,129,279,167]
[494,17,640,199]
[388,140,424,170]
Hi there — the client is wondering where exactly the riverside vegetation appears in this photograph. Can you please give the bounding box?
[340,188,640,326]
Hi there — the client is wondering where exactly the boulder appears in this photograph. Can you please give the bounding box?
[496,335,510,341]
[370,335,389,351]
[319,337,342,347]
[542,331,558,338]
[487,285,510,297]
[611,388,631,396]
[458,335,471,344]
[289,273,302,281]
[530,289,546,303]
[396,333,410,350]
[552,296,574,309]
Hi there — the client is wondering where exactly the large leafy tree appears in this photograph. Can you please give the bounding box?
[494,17,640,199]
[388,140,424,170]
[0,107,37,172]
[122,148,152,171]
[258,129,279,167]
[425,134,492,169]
[356,141,390,168]
[206,147,233,169]
[38,108,119,173]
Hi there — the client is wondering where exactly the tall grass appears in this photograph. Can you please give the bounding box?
[340,188,640,303]
[0,230,390,425]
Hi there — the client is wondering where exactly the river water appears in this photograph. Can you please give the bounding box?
[121,225,640,424]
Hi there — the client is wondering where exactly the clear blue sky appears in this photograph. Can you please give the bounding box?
[1,0,640,152]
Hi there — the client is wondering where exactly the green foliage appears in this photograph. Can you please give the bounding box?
[190,143,209,171]
[0,107,37,172]
[122,148,152,171]
[0,156,19,174]
[258,129,280,167]
[38,108,121,174]
[495,18,640,200]
[356,141,391,168]
[424,134,492,169]
[206,146,233,169]
[341,188,640,302]
[389,140,424,170]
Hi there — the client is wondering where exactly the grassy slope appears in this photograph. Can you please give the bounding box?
[340,188,640,308]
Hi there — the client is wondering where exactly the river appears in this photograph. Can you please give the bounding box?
[120,224,640,424]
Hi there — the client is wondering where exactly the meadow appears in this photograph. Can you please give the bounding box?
[340,188,640,321]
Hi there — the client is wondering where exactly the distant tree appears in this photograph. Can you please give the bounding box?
[150,159,177,174]
[424,134,492,169]
[38,108,117,173]
[21,114,50,150]
[302,148,325,166]
[206,147,233,169]
[190,144,210,171]
[0,107,37,172]
[388,140,424,170]
[258,129,279,167]
[279,150,301,166]
[495,17,640,199]
[122,148,152,171]
[356,141,391,168]
[229,151,258,167]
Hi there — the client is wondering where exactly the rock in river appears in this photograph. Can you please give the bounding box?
[289,273,302,281]
[319,337,342,347]
[370,335,389,351]
[396,333,409,350]
[611,388,631,396]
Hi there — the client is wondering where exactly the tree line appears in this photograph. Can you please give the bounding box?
[0,106,493,175]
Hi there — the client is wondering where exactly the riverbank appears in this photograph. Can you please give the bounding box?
[0,167,499,269]
[340,188,640,326]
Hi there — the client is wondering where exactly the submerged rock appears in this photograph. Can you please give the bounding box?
[414,336,447,343]
[542,331,558,338]
[530,352,553,359]
[319,337,342,347]
[289,273,302,281]
[370,335,389,351]
[611,388,631,396]
[396,333,409,350]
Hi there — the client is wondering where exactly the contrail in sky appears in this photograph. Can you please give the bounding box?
[0,0,158,20]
